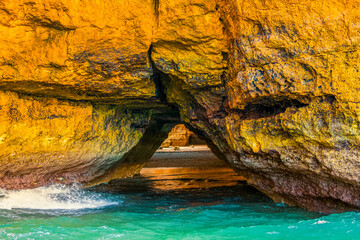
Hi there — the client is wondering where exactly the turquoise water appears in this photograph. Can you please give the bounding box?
[0,184,359,239]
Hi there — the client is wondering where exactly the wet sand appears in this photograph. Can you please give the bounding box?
[92,145,246,193]
[140,145,246,190]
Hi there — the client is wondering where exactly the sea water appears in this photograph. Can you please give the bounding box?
[0,183,359,240]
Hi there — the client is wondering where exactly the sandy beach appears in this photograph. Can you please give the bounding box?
[93,145,246,193]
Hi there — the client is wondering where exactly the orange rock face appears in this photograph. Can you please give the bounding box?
[0,0,169,189]
[161,124,193,147]
[0,90,155,189]
[0,0,157,104]
[1,0,360,212]
[152,0,360,212]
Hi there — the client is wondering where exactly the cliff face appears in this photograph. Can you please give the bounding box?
[0,90,154,189]
[0,0,156,104]
[0,0,172,189]
[1,0,360,212]
[223,0,360,212]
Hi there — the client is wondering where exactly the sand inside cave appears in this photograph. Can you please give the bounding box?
[94,145,246,193]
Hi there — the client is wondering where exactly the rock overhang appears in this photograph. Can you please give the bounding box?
[0,0,360,213]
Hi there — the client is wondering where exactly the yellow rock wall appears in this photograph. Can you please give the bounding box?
[151,0,360,212]
[0,90,150,189]
[151,0,228,120]
[0,0,164,189]
[218,0,360,212]
[225,0,360,108]
[0,0,156,103]
[1,0,360,212]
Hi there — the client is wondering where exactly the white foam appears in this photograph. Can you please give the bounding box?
[313,220,329,224]
[0,184,119,210]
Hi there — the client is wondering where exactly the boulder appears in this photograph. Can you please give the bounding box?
[161,124,193,147]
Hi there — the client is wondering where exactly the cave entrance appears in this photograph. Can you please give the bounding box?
[138,124,247,192]
[90,123,265,210]
[90,120,247,194]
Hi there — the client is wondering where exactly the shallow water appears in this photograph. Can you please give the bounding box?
[0,184,359,240]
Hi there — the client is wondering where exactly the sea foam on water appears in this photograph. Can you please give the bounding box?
[0,184,119,210]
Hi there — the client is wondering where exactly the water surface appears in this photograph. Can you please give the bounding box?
[0,183,358,240]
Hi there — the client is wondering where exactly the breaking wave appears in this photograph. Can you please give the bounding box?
[0,184,119,210]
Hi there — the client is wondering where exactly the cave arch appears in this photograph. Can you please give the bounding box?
[90,120,247,193]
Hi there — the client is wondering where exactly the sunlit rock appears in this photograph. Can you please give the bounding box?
[1,0,360,212]
[0,90,151,189]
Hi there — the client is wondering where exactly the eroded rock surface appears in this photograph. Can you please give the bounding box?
[0,0,170,190]
[151,0,360,212]
[0,90,151,189]
[1,0,360,212]
[161,124,202,147]
[0,0,157,104]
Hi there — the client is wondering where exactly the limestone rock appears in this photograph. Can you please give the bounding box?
[161,124,193,147]
[160,124,207,147]
[153,0,360,212]
[151,0,228,121]
[220,0,360,212]
[1,0,360,213]
[0,90,151,189]
[0,0,157,105]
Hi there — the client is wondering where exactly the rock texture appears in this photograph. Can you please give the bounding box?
[161,124,198,147]
[224,0,360,213]
[0,0,157,104]
[1,0,360,212]
[151,0,360,212]
[0,0,172,189]
[0,90,156,189]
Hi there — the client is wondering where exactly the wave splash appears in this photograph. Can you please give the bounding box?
[0,184,119,210]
